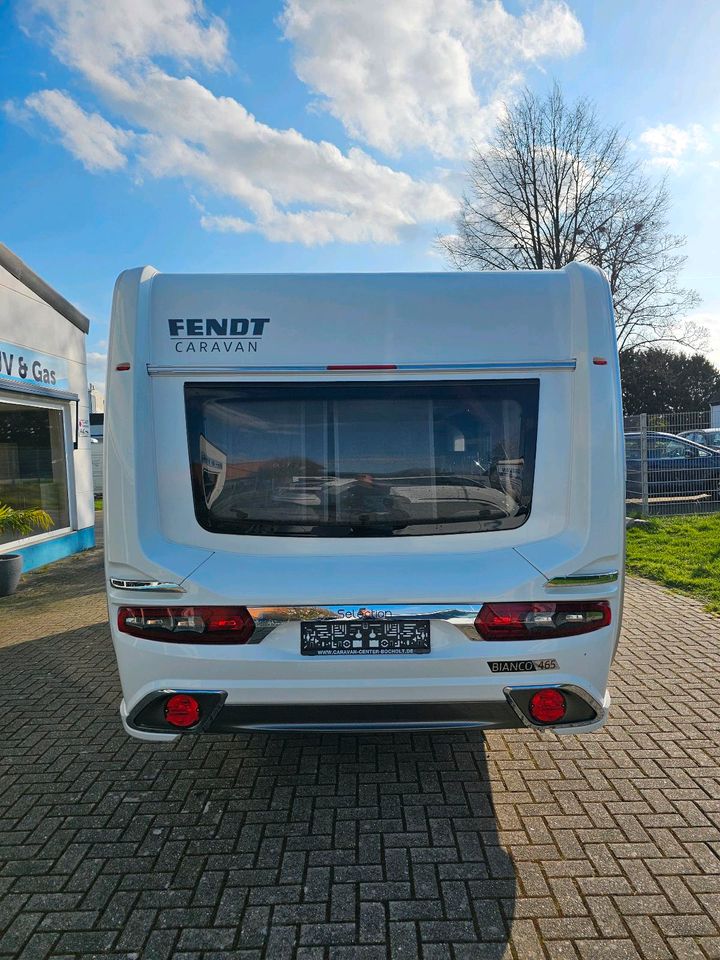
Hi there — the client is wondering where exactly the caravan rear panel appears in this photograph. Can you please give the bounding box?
[105,265,624,739]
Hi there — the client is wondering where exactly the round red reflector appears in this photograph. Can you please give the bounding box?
[165,694,200,728]
[528,689,566,724]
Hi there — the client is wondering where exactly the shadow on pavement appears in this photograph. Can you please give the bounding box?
[0,619,517,958]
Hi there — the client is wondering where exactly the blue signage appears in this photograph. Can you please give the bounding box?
[0,340,70,392]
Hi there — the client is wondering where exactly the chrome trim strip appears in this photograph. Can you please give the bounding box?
[147,360,576,376]
[545,571,619,588]
[110,578,185,593]
[503,688,533,729]
[246,604,482,642]
[503,683,606,730]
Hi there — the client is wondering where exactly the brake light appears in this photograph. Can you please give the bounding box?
[117,606,255,643]
[474,601,610,640]
[165,693,201,727]
[528,689,566,724]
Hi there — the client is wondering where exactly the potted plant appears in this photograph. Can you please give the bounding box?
[0,504,54,597]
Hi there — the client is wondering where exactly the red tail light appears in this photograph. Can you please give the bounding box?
[327,364,397,370]
[528,689,566,724]
[118,606,255,643]
[165,693,201,727]
[474,601,610,640]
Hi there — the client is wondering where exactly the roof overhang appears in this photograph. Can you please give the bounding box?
[0,243,90,334]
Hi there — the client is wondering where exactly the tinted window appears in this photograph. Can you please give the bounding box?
[185,380,539,538]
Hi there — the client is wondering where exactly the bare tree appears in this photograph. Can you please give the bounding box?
[440,84,703,352]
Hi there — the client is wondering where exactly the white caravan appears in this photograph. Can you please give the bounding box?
[105,265,624,740]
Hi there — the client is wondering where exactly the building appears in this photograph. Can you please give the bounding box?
[711,393,720,429]
[90,412,104,498]
[89,382,105,414]
[88,383,105,499]
[0,243,95,570]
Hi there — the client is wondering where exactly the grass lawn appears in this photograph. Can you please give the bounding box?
[626,514,720,613]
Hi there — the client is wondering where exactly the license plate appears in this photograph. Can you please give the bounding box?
[301,619,431,655]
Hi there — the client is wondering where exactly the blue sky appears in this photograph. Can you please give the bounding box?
[1,0,719,388]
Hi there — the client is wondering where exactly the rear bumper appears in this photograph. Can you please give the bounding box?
[111,599,617,740]
[121,686,609,740]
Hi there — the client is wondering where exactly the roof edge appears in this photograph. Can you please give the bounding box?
[0,242,90,334]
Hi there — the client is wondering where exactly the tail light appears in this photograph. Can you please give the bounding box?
[118,606,255,643]
[475,601,610,640]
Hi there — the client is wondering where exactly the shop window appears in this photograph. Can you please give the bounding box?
[0,401,70,545]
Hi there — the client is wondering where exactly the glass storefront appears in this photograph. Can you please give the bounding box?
[0,399,70,546]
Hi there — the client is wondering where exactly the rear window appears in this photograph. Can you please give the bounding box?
[185,380,539,538]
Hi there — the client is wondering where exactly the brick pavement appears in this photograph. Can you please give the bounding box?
[1,517,719,959]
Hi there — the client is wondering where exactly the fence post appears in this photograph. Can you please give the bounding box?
[639,413,649,518]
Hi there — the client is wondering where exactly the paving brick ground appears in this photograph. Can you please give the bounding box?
[1,516,719,959]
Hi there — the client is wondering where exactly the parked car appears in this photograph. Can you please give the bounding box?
[677,428,720,450]
[625,431,720,500]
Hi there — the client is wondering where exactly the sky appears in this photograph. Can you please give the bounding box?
[1,0,719,390]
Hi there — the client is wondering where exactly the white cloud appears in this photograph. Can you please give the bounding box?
[198,212,254,235]
[24,0,228,76]
[638,122,711,170]
[639,123,709,158]
[684,310,720,370]
[17,0,459,244]
[86,350,108,393]
[25,89,133,171]
[16,0,583,244]
[280,0,584,157]
[124,70,455,243]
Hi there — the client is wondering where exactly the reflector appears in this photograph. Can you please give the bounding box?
[165,694,200,728]
[528,689,566,724]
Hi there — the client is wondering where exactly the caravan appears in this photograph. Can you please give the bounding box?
[105,265,624,739]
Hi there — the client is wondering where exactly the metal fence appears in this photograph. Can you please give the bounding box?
[624,410,720,517]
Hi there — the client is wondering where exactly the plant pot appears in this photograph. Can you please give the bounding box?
[0,554,22,597]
